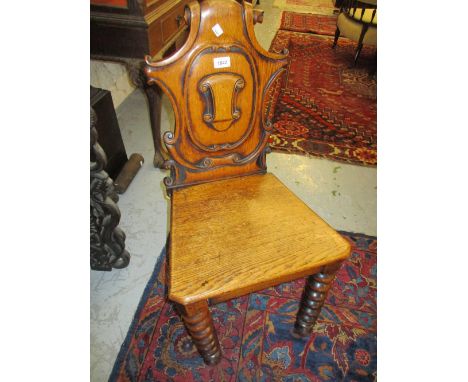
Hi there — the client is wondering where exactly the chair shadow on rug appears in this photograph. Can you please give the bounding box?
[143,0,351,366]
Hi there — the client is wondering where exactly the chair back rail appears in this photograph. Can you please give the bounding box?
[144,0,288,192]
[341,0,377,24]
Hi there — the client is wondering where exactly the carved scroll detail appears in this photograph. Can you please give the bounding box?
[90,107,130,271]
[143,0,289,190]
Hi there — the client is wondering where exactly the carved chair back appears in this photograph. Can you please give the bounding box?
[145,0,288,191]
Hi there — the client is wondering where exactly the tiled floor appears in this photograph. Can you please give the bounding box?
[90,1,376,380]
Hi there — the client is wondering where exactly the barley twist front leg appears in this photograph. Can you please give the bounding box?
[294,262,342,336]
[179,301,222,365]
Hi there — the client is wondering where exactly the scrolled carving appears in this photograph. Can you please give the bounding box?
[199,83,210,93]
[90,107,130,271]
[163,131,177,145]
[163,176,174,188]
[195,152,244,168]
[231,153,243,163]
[144,0,289,190]
[195,157,214,169]
[199,80,214,123]
[264,119,273,131]
[232,78,245,121]
[163,159,177,187]
[234,78,245,90]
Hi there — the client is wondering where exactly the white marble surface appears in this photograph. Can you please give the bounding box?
[91,60,136,109]
[90,1,376,380]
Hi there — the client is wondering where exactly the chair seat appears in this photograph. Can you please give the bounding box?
[169,173,351,305]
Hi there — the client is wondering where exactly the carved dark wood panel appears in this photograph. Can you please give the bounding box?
[144,0,288,191]
[90,86,128,180]
[90,107,130,271]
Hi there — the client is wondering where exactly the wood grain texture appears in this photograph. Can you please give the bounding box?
[144,0,288,190]
[169,173,351,305]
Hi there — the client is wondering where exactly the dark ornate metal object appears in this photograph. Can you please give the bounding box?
[90,107,130,271]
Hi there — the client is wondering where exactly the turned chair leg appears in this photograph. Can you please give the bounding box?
[179,300,222,366]
[354,43,363,66]
[332,27,340,48]
[294,262,342,336]
[354,24,369,66]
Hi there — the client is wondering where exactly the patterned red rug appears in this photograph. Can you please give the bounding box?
[268,31,377,166]
[280,11,337,36]
[110,232,377,381]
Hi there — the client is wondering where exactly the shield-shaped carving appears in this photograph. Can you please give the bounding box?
[199,73,245,132]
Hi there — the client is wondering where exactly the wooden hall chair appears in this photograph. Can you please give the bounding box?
[144,0,351,366]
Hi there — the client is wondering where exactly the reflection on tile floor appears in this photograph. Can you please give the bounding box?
[90,1,376,380]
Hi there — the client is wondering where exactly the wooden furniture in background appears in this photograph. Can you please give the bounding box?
[91,107,131,271]
[91,0,190,168]
[334,0,344,8]
[91,86,128,180]
[332,0,377,65]
[91,0,190,59]
[145,0,351,365]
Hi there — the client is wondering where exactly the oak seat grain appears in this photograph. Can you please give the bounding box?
[169,173,351,304]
